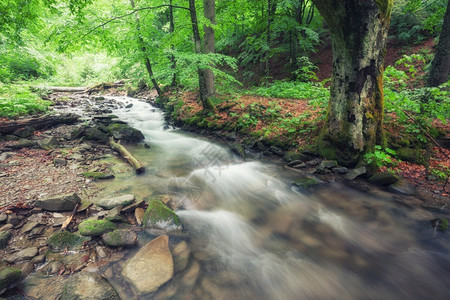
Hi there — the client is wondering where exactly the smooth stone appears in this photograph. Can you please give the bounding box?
[6,247,38,263]
[181,260,200,288]
[97,194,135,210]
[78,220,117,237]
[172,241,190,273]
[134,207,145,226]
[0,267,22,291]
[34,193,81,212]
[122,235,173,294]
[101,229,138,247]
[60,272,120,300]
[20,221,39,234]
[31,254,46,264]
[344,166,367,180]
[319,160,338,169]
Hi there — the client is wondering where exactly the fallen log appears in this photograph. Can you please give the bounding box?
[0,113,79,135]
[109,137,145,174]
[36,87,87,93]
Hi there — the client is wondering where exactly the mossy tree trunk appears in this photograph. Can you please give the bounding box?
[312,0,393,166]
[427,0,450,87]
[189,0,216,111]
[203,0,215,97]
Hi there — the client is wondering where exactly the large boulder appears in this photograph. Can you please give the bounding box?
[97,194,135,210]
[34,193,81,212]
[142,200,181,230]
[60,272,120,300]
[122,235,173,294]
[78,220,117,237]
[0,267,22,292]
[108,123,144,142]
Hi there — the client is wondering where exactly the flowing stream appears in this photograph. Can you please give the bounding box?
[97,96,449,300]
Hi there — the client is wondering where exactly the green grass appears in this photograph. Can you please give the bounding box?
[0,84,51,118]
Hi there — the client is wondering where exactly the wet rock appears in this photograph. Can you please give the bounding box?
[44,261,64,275]
[38,137,59,150]
[172,241,190,273]
[107,123,144,142]
[388,178,416,195]
[34,193,81,212]
[143,200,181,229]
[134,207,145,226]
[48,231,90,252]
[82,172,114,180]
[97,194,135,210]
[60,272,120,300]
[84,127,109,142]
[96,246,108,258]
[0,267,22,292]
[78,220,117,237]
[0,231,11,248]
[231,144,245,158]
[94,96,105,101]
[292,177,319,190]
[368,172,399,186]
[269,145,284,156]
[101,229,138,247]
[125,103,133,108]
[13,126,35,138]
[31,254,46,264]
[331,166,349,174]
[20,262,35,279]
[181,260,200,288]
[122,235,173,294]
[105,206,124,222]
[54,158,67,166]
[6,247,38,263]
[20,221,39,234]
[431,218,448,232]
[319,160,338,169]
[344,166,366,180]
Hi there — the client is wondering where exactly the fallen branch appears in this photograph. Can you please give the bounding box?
[110,137,145,174]
[44,87,86,93]
[60,203,79,231]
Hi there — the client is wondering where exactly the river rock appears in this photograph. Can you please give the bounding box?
[34,193,81,212]
[6,247,38,263]
[388,178,416,195]
[181,260,200,288]
[122,198,145,213]
[60,272,120,300]
[142,200,181,229]
[105,206,125,222]
[38,137,59,150]
[344,166,367,180]
[47,231,90,252]
[122,235,173,294]
[97,194,135,209]
[368,171,399,186]
[54,158,67,166]
[319,160,338,169]
[78,220,117,236]
[84,127,109,142]
[134,207,145,225]
[0,231,11,248]
[0,267,22,292]
[20,221,39,234]
[172,241,190,273]
[331,166,349,174]
[101,229,138,247]
[7,213,20,226]
[107,123,144,142]
[13,126,35,138]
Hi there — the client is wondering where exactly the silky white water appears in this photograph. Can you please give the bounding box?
[109,97,449,299]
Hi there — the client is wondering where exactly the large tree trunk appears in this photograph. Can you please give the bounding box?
[312,0,393,166]
[203,0,215,97]
[427,0,450,87]
[189,0,216,111]
[130,0,163,96]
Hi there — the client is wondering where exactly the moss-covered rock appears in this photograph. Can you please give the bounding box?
[292,177,319,190]
[108,123,144,142]
[396,148,425,164]
[83,127,109,142]
[78,220,117,236]
[368,171,399,186]
[143,200,181,229]
[82,172,115,180]
[0,267,22,291]
[47,231,90,252]
[102,229,138,247]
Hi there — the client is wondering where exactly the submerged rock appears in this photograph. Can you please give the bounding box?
[97,194,135,210]
[142,200,181,230]
[34,193,81,212]
[0,267,22,292]
[122,235,173,294]
[78,220,117,236]
[60,272,120,300]
[101,229,138,247]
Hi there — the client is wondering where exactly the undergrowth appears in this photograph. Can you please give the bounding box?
[0,84,51,118]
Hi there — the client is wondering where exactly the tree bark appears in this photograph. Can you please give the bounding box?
[110,138,145,174]
[130,0,163,96]
[203,0,215,97]
[427,0,450,87]
[189,0,216,111]
[312,0,393,166]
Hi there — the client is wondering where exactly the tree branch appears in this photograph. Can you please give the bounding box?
[82,5,190,38]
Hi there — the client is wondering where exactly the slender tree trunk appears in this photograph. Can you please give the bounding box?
[265,0,271,78]
[169,0,177,87]
[312,0,393,166]
[427,0,450,87]
[203,0,215,97]
[189,0,216,111]
[129,0,162,96]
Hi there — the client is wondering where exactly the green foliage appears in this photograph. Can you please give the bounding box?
[430,165,450,181]
[364,145,398,169]
[0,84,51,118]
[293,56,319,82]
